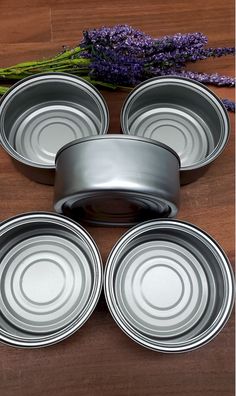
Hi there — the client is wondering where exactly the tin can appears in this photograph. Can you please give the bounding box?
[0,73,109,184]
[54,135,180,226]
[104,219,234,352]
[121,77,230,184]
[0,212,103,348]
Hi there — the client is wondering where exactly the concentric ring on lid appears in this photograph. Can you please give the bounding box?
[0,212,103,348]
[0,73,109,184]
[104,219,234,352]
[121,77,230,183]
[12,104,100,165]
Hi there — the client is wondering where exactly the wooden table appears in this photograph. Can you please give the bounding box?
[0,1,234,395]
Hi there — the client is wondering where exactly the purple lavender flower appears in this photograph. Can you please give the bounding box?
[148,46,235,70]
[82,26,235,74]
[81,27,209,59]
[186,47,235,62]
[81,25,154,59]
[203,47,235,57]
[82,27,208,68]
[222,98,235,112]
[0,24,234,112]
[145,67,235,87]
[89,58,144,86]
[164,70,235,87]
[80,24,235,110]
[154,32,208,51]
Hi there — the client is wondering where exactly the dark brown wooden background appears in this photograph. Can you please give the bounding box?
[0,1,234,395]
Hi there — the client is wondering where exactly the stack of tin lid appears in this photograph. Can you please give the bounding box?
[0,73,234,350]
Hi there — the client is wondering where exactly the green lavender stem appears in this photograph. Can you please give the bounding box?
[0,47,89,80]
[0,86,9,95]
[0,47,83,71]
[0,45,117,90]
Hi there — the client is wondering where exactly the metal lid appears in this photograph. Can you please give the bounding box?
[129,106,209,167]
[13,104,100,166]
[0,212,103,348]
[104,219,234,352]
[115,240,209,338]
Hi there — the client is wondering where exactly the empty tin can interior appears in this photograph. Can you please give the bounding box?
[104,220,234,352]
[0,73,109,168]
[54,135,180,226]
[0,213,102,348]
[121,77,229,170]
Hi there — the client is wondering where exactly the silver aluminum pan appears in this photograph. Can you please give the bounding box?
[54,135,180,226]
[0,212,103,348]
[121,77,230,184]
[0,73,109,184]
[104,219,234,352]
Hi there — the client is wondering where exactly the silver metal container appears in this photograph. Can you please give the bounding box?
[121,77,230,184]
[104,220,234,352]
[0,73,109,184]
[0,212,103,348]
[54,135,180,226]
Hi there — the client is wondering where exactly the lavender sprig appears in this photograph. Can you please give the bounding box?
[161,70,235,87]
[0,24,234,111]
[143,46,235,70]
[222,99,235,112]
[154,32,208,51]
[202,47,235,57]
[82,26,235,71]
[89,59,144,86]
[81,25,154,59]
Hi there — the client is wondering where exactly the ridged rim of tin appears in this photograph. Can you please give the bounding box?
[0,72,109,170]
[120,76,230,171]
[104,219,234,353]
[55,134,180,164]
[54,191,179,224]
[0,212,103,348]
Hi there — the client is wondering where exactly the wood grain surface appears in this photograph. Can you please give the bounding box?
[0,1,234,395]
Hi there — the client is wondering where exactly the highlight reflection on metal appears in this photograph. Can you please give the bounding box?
[54,135,180,226]
[121,77,230,184]
[104,219,234,352]
[0,73,109,184]
[0,212,103,348]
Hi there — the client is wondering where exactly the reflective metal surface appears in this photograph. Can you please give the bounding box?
[104,220,234,352]
[0,73,109,184]
[0,212,103,348]
[121,77,230,184]
[54,135,180,226]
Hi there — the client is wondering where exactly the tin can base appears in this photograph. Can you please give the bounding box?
[115,240,210,338]
[129,105,214,168]
[0,234,92,334]
[59,191,174,226]
[0,213,102,348]
[10,103,100,166]
[105,220,234,352]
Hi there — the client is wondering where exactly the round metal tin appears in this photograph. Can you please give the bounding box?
[121,77,230,184]
[0,73,109,184]
[0,212,103,348]
[54,135,180,226]
[104,220,234,352]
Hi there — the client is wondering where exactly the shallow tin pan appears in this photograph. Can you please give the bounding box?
[54,135,180,226]
[0,212,103,348]
[0,73,109,184]
[104,219,234,353]
[121,77,230,184]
